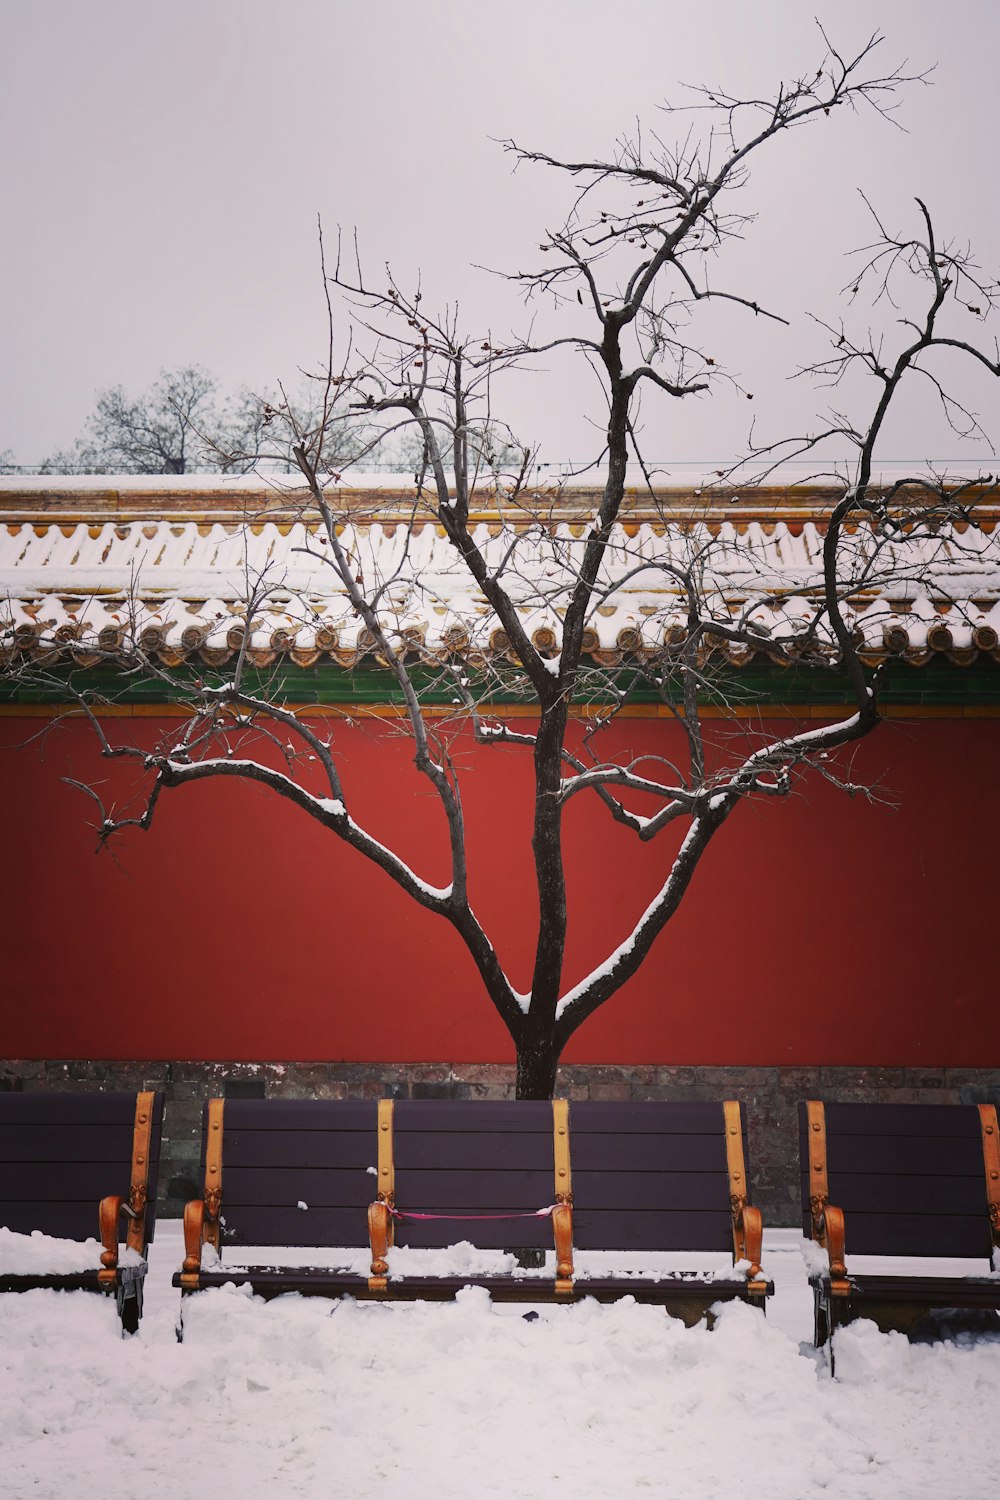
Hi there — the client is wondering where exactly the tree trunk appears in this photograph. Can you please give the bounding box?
[512,1035,560,1266]
[515,1040,560,1100]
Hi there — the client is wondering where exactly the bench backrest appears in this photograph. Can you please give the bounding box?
[391,1100,555,1251]
[570,1100,746,1253]
[391,1099,748,1254]
[207,1098,378,1248]
[798,1101,995,1260]
[205,1097,751,1256]
[0,1090,164,1245]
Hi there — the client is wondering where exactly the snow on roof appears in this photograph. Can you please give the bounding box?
[0,472,419,494]
[2,485,999,670]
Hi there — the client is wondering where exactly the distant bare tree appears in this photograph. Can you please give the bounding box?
[6,32,1000,1096]
[42,366,221,475]
[39,366,367,476]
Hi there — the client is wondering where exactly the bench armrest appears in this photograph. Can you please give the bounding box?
[368,1200,391,1290]
[97,1194,137,1288]
[552,1201,574,1293]
[179,1199,208,1290]
[814,1202,849,1292]
[732,1200,768,1292]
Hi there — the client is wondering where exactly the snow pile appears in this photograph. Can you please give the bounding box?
[0,1229,998,1499]
[206,1242,754,1283]
[0,1226,143,1275]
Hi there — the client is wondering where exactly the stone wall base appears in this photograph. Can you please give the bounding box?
[4,1059,998,1229]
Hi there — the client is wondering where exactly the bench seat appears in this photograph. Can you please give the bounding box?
[800,1100,1000,1349]
[188,1266,756,1318]
[0,1090,164,1332]
[0,1264,147,1298]
[174,1097,772,1332]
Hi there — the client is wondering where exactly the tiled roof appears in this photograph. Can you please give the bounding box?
[2,485,999,671]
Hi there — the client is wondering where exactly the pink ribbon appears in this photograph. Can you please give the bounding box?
[388,1204,556,1222]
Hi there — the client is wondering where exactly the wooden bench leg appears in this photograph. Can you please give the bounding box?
[117,1278,142,1336]
[813,1285,831,1349]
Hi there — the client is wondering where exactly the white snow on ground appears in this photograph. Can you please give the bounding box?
[0,1225,998,1500]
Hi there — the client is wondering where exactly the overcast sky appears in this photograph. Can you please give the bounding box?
[2,0,998,473]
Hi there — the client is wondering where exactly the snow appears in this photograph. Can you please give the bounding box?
[314,797,345,818]
[2,1224,999,1498]
[4,511,999,666]
[0,472,429,494]
[0,1227,144,1275]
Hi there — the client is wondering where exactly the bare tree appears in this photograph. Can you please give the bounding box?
[39,366,368,475]
[42,366,221,475]
[5,32,1000,1096]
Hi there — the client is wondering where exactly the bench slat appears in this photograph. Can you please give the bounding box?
[572,1133,729,1173]
[224,1129,376,1170]
[392,1168,555,1212]
[800,1131,986,1177]
[798,1167,989,1216]
[1,1202,107,1239]
[222,1166,378,1209]
[394,1133,554,1172]
[0,1162,135,1202]
[833,1212,991,1259]
[572,1208,737,1253]
[391,1217,555,1251]
[570,1101,729,1134]
[0,1092,145,1125]
[572,1168,734,1212]
[394,1101,553,1131]
[219,1099,377,1131]
[220,1205,380,1247]
[819,1274,1000,1307]
[0,1122,137,1163]
[818,1102,982,1138]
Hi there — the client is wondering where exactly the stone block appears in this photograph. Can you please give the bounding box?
[4,1060,43,1079]
[945,1068,1000,1087]
[163,1137,201,1163]
[283,1064,334,1092]
[167,1079,212,1100]
[412,1081,471,1100]
[694,1067,780,1088]
[164,1174,200,1204]
[409,1065,452,1084]
[163,1100,203,1136]
[877,1086,961,1105]
[589,1082,631,1102]
[775,1067,823,1094]
[959,1084,1000,1107]
[451,1064,516,1089]
[653,1067,697,1087]
[223,1079,266,1100]
[646,1084,709,1102]
[170,1062,228,1083]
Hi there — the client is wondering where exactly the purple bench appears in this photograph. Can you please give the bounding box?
[0,1090,164,1332]
[174,1097,771,1333]
[801,1100,1000,1347]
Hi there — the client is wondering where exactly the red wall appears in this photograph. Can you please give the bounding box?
[1,713,996,1066]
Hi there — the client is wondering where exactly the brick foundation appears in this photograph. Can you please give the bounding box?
[3,1060,998,1228]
